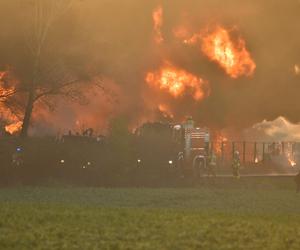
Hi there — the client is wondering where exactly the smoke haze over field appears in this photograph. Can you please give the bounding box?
[1,0,300,135]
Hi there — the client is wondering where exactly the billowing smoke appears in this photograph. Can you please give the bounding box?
[1,0,300,135]
[243,117,300,142]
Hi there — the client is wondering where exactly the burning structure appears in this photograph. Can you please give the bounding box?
[0,0,299,159]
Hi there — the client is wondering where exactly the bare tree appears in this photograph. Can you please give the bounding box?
[19,0,83,137]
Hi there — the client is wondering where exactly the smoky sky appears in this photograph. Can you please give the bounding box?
[1,0,300,132]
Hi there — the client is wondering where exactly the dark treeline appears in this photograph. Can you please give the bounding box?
[0,120,183,187]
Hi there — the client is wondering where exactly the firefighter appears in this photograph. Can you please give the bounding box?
[207,151,217,177]
[232,150,241,178]
[177,152,185,178]
[193,155,206,178]
[295,170,300,193]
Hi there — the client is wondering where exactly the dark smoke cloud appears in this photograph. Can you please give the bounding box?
[1,0,300,134]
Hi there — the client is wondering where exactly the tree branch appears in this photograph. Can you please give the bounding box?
[34,78,80,101]
[0,89,18,101]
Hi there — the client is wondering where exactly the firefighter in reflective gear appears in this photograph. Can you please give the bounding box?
[177,152,185,178]
[232,151,241,178]
[295,170,300,193]
[177,152,184,167]
[207,152,217,177]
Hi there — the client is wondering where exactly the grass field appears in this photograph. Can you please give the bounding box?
[0,177,300,250]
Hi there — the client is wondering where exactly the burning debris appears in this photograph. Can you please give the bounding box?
[146,62,210,101]
[5,121,23,135]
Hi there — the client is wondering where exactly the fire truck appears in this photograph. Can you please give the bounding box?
[173,117,211,177]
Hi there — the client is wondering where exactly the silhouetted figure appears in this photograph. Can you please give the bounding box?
[177,152,185,178]
[232,151,241,179]
[295,171,300,193]
[193,155,206,178]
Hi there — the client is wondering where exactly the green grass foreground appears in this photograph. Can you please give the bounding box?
[0,178,300,250]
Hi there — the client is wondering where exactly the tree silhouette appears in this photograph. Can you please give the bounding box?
[18,0,78,137]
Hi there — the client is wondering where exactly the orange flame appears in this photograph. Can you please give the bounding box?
[158,104,174,119]
[175,25,256,78]
[5,121,23,134]
[288,159,296,167]
[286,152,296,167]
[213,134,228,155]
[0,71,15,99]
[294,64,300,75]
[153,6,164,44]
[201,26,256,78]
[146,63,209,101]
[0,71,22,135]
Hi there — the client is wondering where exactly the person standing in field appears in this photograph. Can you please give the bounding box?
[232,151,241,179]
[295,170,300,193]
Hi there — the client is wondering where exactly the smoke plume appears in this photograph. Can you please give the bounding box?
[0,0,300,135]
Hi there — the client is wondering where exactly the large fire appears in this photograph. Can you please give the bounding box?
[146,63,209,101]
[202,26,256,78]
[175,25,256,78]
[152,6,164,44]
